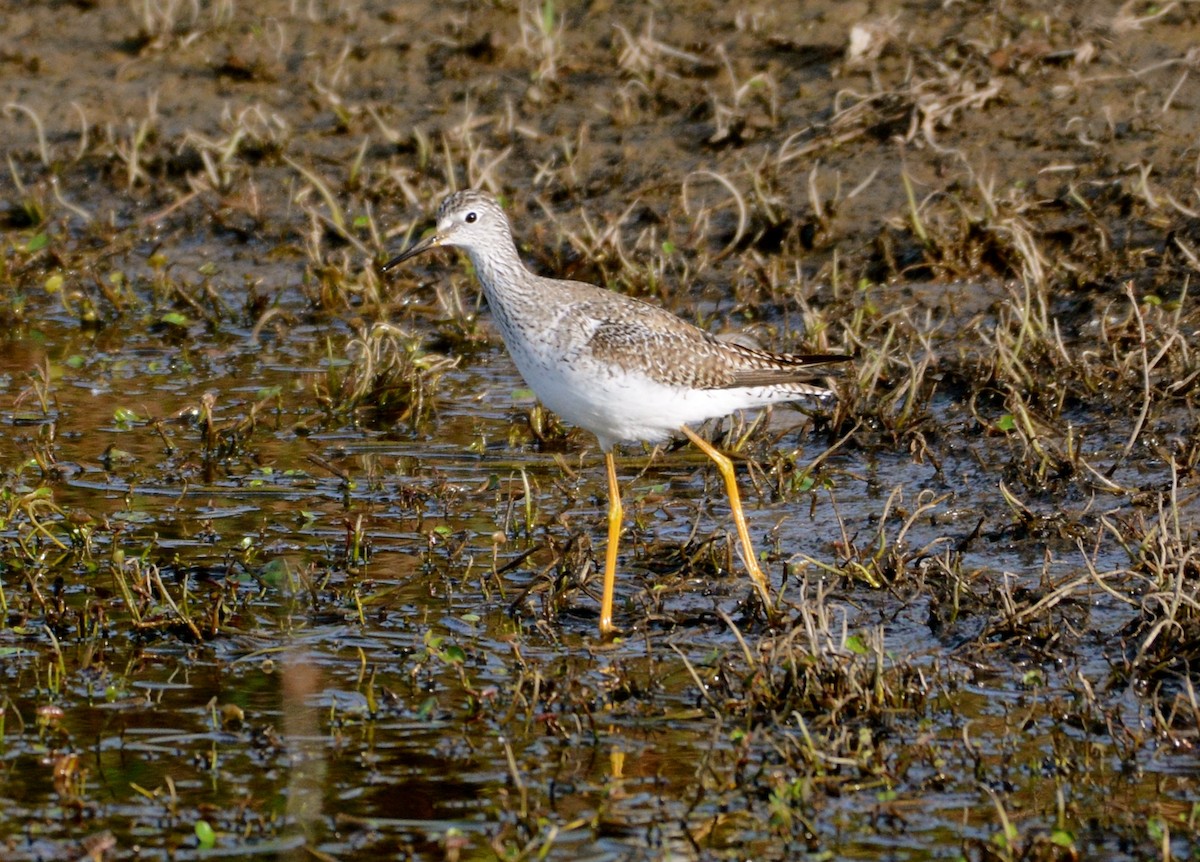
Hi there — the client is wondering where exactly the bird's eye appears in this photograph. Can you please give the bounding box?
[465,211,477,224]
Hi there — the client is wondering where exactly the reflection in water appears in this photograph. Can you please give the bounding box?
[282,652,324,860]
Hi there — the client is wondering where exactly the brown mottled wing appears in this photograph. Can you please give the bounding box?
[577,297,848,390]
[721,341,851,388]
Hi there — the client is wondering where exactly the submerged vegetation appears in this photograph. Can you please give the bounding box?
[2,0,1200,859]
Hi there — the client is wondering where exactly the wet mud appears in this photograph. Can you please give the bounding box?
[2,1,1200,859]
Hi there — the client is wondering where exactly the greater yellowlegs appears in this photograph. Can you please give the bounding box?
[383,190,849,636]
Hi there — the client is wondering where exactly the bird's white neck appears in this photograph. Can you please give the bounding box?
[465,240,531,306]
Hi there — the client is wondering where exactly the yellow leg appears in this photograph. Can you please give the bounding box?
[599,450,622,638]
[679,426,774,615]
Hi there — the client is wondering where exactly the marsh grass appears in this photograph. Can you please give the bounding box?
[1107,462,1200,694]
[313,323,457,429]
[4,0,1200,859]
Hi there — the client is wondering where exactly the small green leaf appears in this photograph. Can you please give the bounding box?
[845,635,868,655]
[995,414,1016,432]
[26,233,48,252]
[258,559,289,586]
[1147,815,1166,843]
[102,446,135,464]
[443,644,467,664]
[161,312,190,327]
[991,823,1018,848]
[194,820,216,849]
[1050,829,1075,848]
[44,274,63,293]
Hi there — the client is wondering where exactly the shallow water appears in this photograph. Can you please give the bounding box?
[4,0,1200,859]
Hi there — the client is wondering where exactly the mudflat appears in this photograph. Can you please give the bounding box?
[2,2,1198,859]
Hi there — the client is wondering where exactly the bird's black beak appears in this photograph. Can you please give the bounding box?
[381,232,442,272]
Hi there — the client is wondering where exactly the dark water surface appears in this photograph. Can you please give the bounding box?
[3,0,1200,859]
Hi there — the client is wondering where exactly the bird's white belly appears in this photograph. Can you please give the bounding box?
[507,342,769,450]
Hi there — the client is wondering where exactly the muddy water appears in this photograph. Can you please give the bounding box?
[4,0,1200,860]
